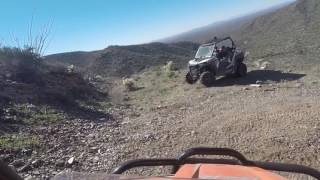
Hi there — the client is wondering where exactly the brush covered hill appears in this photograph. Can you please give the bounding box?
[162,0,320,63]
[45,42,199,77]
[91,42,198,77]
[44,50,101,72]
[0,47,106,129]
[233,0,320,77]
[237,0,320,58]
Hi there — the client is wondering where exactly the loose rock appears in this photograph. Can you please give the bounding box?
[55,160,65,167]
[31,159,42,168]
[67,157,75,165]
[11,159,24,167]
[18,164,32,172]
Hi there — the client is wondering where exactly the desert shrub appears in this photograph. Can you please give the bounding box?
[156,70,162,76]
[122,78,136,91]
[163,61,177,78]
[164,61,176,71]
[253,59,271,70]
[0,46,46,86]
[166,70,175,78]
[0,47,40,70]
[0,46,42,69]
[0,46,39,60]
[67,64,75,73]
[0,19,52,60]
[260,61,271,70]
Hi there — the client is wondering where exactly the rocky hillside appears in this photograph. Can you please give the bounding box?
[233,0,318,59]
[162,0,320,61]
[0,48,107,132]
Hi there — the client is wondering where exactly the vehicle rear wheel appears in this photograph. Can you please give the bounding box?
[237,63,247,77]
[200,71,215,87]
[185,72,195,84]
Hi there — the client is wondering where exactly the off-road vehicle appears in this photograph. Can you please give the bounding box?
[186,37,247,86]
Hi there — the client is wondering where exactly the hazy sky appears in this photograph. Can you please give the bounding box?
[0,0,294,55]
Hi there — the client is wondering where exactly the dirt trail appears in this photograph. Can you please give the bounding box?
[103,68,320,176]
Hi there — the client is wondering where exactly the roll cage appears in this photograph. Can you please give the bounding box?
[112,147,320,179]
[201,36,236,49]
[196,37,236,59]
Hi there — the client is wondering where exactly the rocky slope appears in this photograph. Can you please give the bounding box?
[162,0,320,62]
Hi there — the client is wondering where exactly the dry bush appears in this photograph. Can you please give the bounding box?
[0,18,52,59]
[253,59,271,70]
[122,78,135,91]
[260,61,271,70]
[0,19,53,83]
[163,61,177,78]
[0,46,39,61]
[67,64,75,73]
[164,61,176,71]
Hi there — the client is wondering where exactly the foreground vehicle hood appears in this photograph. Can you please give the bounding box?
[188,58,211,66]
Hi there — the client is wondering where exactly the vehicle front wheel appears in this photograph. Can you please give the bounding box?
[200,71,215,87]
[237,63,247,77]
[185,72,195,84]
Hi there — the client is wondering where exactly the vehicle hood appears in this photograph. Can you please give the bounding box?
[188,58,212,66]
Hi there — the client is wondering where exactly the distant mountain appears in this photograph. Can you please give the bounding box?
[159,1,293,44]
[45,50,101,71]
[161,0,320,59]
[236,0,320,58]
